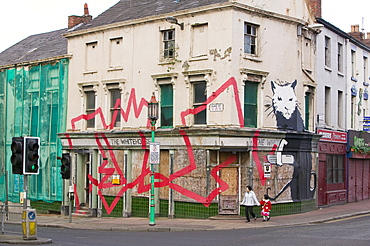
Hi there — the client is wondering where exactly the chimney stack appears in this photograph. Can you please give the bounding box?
[308,0,322,18]
[351,25,360,32]
[68,3,92,29]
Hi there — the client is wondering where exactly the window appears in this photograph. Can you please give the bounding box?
[325,36,331,67]
[326,155,344,184]
[338,91,343,128]
[191,24,208,58]
[244,81,258,127]
[160,84,173,127]
[193,81,207,124]
[244,23,257,55]
[85,88,96,128]
[109,37,123,68]
[325,87,331,125]
[163,30,175,58]
[337,43,343,73]
[305,92,311,130]
[351,50,356,79]
[110,89,121,128]
[351,96,355,128]
[86,41,98,71]
[364,56,368,83]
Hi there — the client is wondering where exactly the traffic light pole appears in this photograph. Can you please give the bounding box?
[23,175,28,210]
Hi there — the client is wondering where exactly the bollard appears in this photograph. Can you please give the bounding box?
[22,209,37,240]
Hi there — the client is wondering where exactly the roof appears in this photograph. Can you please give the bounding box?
[0,28,68,67]
[316,18,370,52]
[74,0,229,31]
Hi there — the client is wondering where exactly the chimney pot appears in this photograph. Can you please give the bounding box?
[84,3,89,16]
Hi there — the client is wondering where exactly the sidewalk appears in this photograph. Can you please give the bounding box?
[1,199,370,244]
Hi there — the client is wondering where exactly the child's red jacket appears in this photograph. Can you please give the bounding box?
[260,199,272,213]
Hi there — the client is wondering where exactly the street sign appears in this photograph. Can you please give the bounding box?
[150,142,160,164]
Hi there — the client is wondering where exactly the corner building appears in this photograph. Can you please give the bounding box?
[59,0,320,218]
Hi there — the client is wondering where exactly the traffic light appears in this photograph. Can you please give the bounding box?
[23,137,40,175]
[11,137,24,174]
[60,153,71,179]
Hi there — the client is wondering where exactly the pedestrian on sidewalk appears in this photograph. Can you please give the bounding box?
[260,194,272,222]
[240,185,260,222]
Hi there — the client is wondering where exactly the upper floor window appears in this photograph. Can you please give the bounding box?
[338,90,343,128]
[110,88,121,128]
[351,50,356,79]
[325,36,331,68]
[84,87,96,128]
[191,24,208,58]
[193,81,207,125]
[85,41,98,71]
[337,43,343,73]
[163,30,175,58]
[109,37,123,68]
[244,81,258,127]
[364,56,368,83]
[325,86,331,126]
[244,23,257,55]
[160,83,173,128]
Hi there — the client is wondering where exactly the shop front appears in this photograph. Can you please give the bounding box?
[317,129,347,206]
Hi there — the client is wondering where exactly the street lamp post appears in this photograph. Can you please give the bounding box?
[148,92,159,226]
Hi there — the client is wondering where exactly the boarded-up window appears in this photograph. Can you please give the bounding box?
[109,37,123,67]
[192,24,208,58]
[85,41,98,71]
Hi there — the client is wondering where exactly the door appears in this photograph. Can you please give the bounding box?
[317,153,327,206]
[219,167,239,214]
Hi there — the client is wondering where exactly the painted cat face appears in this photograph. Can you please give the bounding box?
[271,80,298,120]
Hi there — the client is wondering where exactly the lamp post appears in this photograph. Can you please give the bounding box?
[148,92,159,226]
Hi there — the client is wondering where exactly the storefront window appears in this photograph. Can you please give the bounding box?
[326,155,344,184]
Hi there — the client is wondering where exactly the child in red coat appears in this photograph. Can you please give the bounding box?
[260,194,272,222]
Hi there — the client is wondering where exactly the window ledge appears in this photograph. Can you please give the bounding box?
[189,55,208,62]
[107,66,123,72]
[243,55,262,62]
[324,66,332,72]
[337,72,344,77]
[83,70,98,75]
[351,77,358,82]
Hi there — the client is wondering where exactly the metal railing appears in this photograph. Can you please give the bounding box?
[1,204,27,235]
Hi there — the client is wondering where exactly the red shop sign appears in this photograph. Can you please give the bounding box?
[317,129,347,143]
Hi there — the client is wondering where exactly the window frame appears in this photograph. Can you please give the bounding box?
[160,83,174,128]
[192,81,207,125]
[326,154,344,184]
[324,36,331,68]
[84,87,96,129]
[244,81,258,128]
[162,29,176,59]
[244,23,257,55]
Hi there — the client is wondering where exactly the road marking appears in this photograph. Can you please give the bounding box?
[324,214,370,223]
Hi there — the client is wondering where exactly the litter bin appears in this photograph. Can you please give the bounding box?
[22,209,37,240]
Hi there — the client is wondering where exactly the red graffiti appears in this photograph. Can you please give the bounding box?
[66,77,272,214]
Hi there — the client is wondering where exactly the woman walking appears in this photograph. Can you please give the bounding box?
[240,185,260,222]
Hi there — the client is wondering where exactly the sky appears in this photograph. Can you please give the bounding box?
[0,0,369,53]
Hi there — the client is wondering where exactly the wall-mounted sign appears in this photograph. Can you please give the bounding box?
[264,163,271,178]
[317,129,347,143]
[209,103,224,112]
[150,142,160,164]
[364,117,370,131]
[351,85,357,96]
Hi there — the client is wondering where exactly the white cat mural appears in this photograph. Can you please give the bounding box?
[270,80,304,132]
